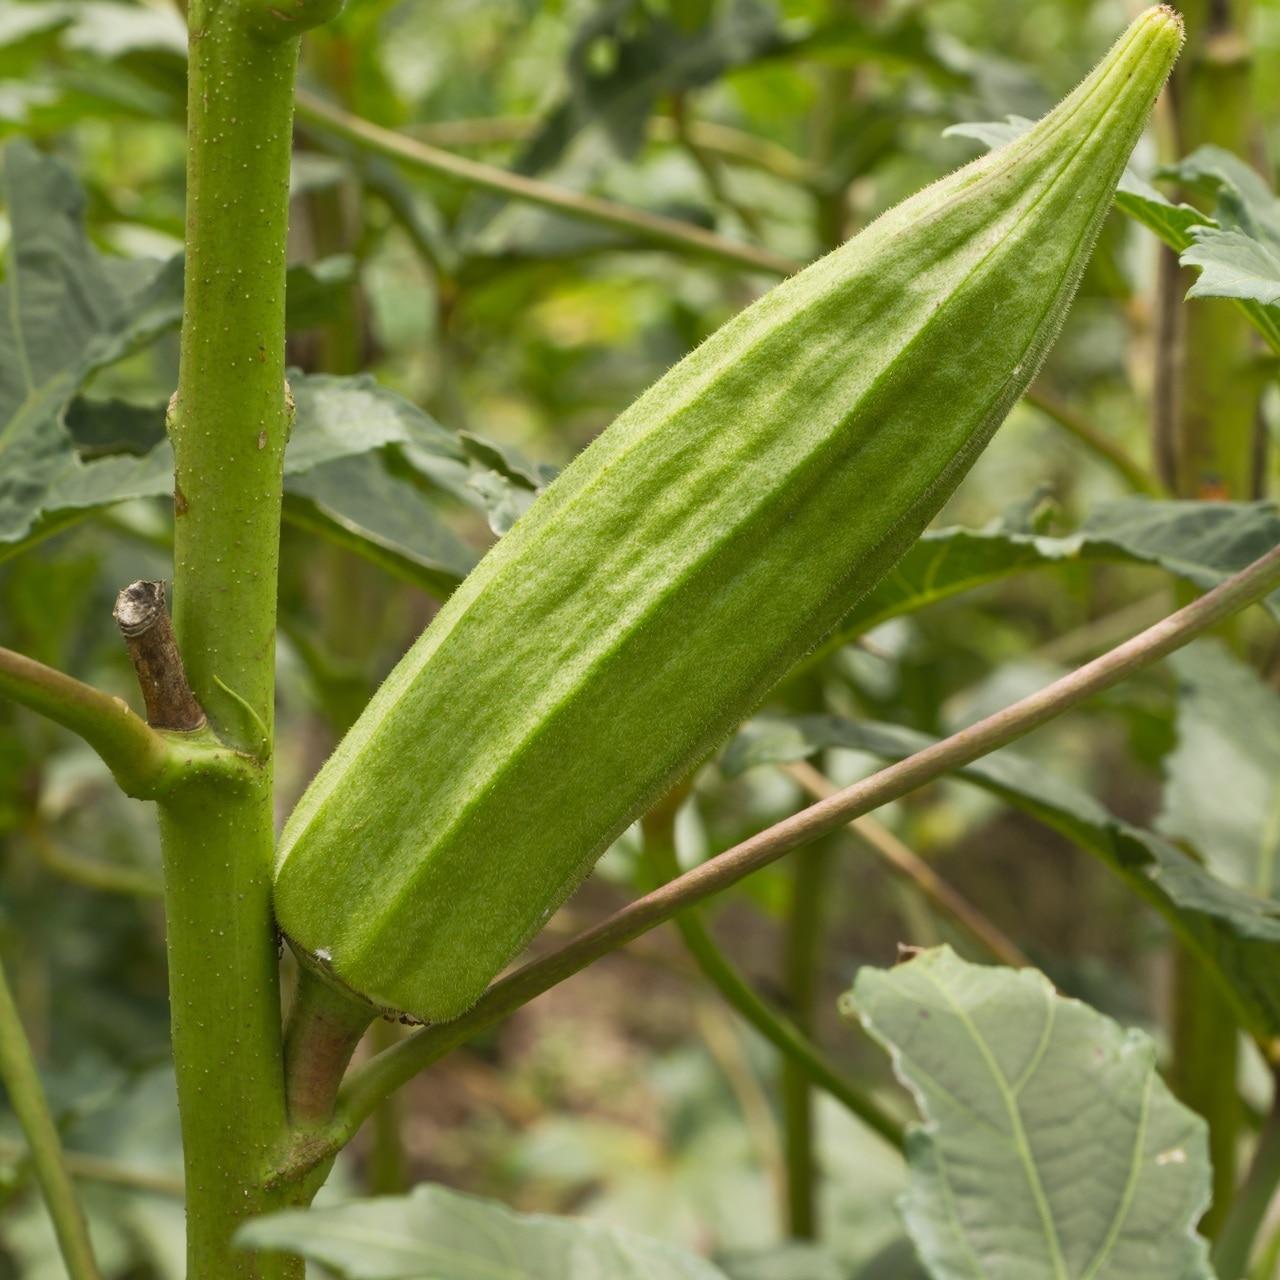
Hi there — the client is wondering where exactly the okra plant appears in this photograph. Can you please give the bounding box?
[1,2,1279,1278]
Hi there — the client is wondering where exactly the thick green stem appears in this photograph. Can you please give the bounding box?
[781,842,833,1238]
[1155,0,1261,500]
[1215,1072,1280,1279]
[0,957,101,1279]
[162,1,335,1273]
[1155,0,1256,1235]
[1171,944,1242,1237]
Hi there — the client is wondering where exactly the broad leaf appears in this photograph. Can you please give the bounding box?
[286,453,476,597]
[1159,642,1280,895]
[0,140,182,547]
[835,499,1280,642]
[237,1182,730,1279]
[723,717,1280,1038]
[844,947,1213,1280]
[0,140,414,560]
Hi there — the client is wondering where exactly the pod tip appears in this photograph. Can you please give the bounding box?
[1150,5,1186,40]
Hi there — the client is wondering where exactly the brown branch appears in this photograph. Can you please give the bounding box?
[784,761,1030,970]
[112,582,205,732]
[294,92,799,278]
[270,540,1280,1184]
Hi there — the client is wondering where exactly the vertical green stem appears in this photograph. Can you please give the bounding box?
[366,1019,409,1194]
[161,2,336,1274]
[641,816,903,1154]
[1155,0,1260,500]
[1169,947,1241,1238]
[780,843,833,1239]
[0,957,101,1280]
[1214,1072,1280,1279]
[1156,0,1256,1236]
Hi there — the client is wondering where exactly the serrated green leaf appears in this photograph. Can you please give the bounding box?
[834,499,1280,643]
[947,124,1280,348]
[1159,642,1280,895]
[1182,228,1280,305]
[844,947,1213,1280]
[1162,145,1280,241]
[724,717,1280,1038]
[236,1182,730,1279]
[287,372,463,472]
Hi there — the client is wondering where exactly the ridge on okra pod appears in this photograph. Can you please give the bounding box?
[272,7,1184,1023]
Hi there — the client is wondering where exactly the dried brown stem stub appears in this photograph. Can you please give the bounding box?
[112,582,206,732]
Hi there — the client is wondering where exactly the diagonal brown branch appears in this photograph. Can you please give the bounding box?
[294,92,800,277]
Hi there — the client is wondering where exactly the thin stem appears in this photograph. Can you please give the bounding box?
[0,958,101,1279]
[1215,1072,1280,1280]
[26,825,163,898]
[643,829,902,1152]
[785,762,1030,969]
[0,648,174,798]
[405,114,819,187]
[1172,944,1242,1238]
[1024,386,1162,496]
[274,543,1280,1181]
[781,839,833,1238]
[671,94,767,240]
[294,93,799,277]
[364,1019,408,1194]
[0,1138,184,1198]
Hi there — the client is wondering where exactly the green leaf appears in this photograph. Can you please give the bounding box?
[236,1182,731,1279]
[1162,145,1280,238]
[0,139,378,559]
[835,498,1280,642]
[723,717,1280,1038]
[717,1243,846,1280]
[0,140,182,547]
[1158,642,1280,896]
[779,10,964,85]
[458,431,558,535]
[0,1,187,59]
[844,947,1213,1280]
[286,372,464,472]
[285,453,477,598]
[1181,228,1280,305]
[514,0,781,171]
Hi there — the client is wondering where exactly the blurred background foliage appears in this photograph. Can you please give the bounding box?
[0,0,1278,1274]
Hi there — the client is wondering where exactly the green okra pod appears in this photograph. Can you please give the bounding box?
[274,7,1184,1022]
